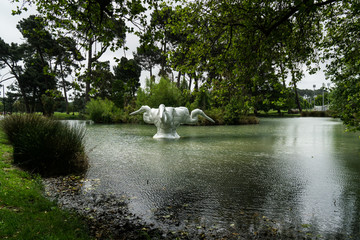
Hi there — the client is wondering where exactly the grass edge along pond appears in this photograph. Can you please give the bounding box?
[0,131,93,240]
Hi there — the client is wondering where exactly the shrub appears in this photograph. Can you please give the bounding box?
[238,116,260,125]
[136,77,183,108]
[196,108,259,125]
[301,111,330,117]
[202,108,225,125]
[1,114,88,177]
[85,98,120,123]
[190,86,212,111]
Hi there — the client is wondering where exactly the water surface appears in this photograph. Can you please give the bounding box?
[84,118,360,238]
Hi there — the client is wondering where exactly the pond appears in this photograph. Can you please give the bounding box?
[83,118,360,238]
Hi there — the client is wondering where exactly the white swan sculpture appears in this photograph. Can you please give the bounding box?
[130,104,215,139]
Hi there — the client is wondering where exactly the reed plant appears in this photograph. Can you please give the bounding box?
[1,114,88,177]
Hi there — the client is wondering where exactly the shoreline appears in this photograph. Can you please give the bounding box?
[42,175,346,240]
[42,175,165,239]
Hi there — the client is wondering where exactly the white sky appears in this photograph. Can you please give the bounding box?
[0,0,329,97]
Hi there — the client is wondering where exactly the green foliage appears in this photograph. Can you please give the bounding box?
[190,86,211,110]
[330,78,360,132]
[91,61,114,100]
[205,108,226,125]
[166,0,328,99]
[19,0,148,101]
[52,112,86,120]
[85,98,140,124]
[0,132,91,239]
[134,77,261,125]
[8,0,356,128]
[113,57,141,107]
[322,1,360,131]
[134,41,162,77]
[301,111,330,117]
[1,15,73,114]
[0,114,88,177]
[85,98,119,123]
[223,97,253,125]
[136,77,183,108]
[41,89,63,116]
[203,108,259,125]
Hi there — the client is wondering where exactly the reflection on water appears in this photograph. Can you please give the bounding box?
[84,118,360,238]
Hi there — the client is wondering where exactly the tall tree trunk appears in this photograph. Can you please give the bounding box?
[292,71,302,112]
[60,64,69,114]
[188,74,192,91]
[18,88,30,113]
[177,71,181,88]
[7,68,30,113]
[194,73,199,92]
[22,89,31,113]
[160,35,167,78]
[17,78,31,113]
[85,38,93,103]
[279,63,287,88]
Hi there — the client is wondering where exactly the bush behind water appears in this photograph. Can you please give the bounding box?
[85,98,140,123]
[136,77,183,108]
[85,98,115,123]
[1,114,88,177]
[301,111,330,117]
[201,108,259,125]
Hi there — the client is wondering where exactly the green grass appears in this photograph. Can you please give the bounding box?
[0,131,92,240]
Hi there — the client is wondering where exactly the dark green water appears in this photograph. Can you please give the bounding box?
[84,118,360,238]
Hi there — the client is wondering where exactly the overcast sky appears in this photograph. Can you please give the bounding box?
[0,0,330,95]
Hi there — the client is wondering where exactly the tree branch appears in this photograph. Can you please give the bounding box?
[264,0,340,36]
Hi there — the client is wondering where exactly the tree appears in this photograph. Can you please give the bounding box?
[134,42,162,79]
[17,16,60,113]
[0,38,30,111]
[136,77,183,108]
[166,0,338,114]
[113,57,141,107]
[54,36,84,114]
[1,15,81,114]
[19,56,57,113]
[323,0,360,131]
[136,3,189,82]
[15,0,151,103]
[89,61,114,100]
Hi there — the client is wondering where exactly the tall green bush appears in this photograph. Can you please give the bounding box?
[85,98,119,123]
[136,77,183,108]
[1,114,88,177]
[190,86,211,110]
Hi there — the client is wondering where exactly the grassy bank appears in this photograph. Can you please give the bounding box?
[0,131,92,240]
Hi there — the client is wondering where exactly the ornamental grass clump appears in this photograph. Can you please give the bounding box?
[1,114,88,177]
